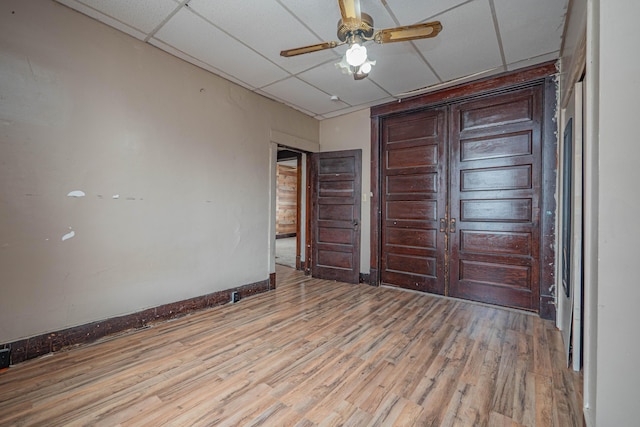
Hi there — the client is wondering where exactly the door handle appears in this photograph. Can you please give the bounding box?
[449,218,457,233]
[353,220,359,231]
[439,218,447,233]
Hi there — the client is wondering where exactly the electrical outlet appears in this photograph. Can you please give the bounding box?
[231,291,240,303]
[0,348,10,370]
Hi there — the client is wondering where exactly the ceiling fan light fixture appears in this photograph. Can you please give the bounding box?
[336,55,375,79]
[336,55,353,74]
[353,58,375,80]
[281,2,443,83]
[345,43,368,67]
[359,60,374,74]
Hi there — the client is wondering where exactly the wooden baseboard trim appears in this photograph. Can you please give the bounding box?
[2,278,272,366]
[539,294,556,321]
[275,233,296,239]
[369,268,379,287]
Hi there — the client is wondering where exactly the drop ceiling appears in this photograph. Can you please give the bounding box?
[55,0,569,120]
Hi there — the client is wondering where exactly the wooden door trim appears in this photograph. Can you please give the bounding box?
[370,62,558,319]
[305,154,313,275]
[370,117,381,286]
[295,153,303,270]
[540,75,559,319]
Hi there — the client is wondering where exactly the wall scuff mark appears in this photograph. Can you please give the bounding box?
[61,230,75,241]
[67,190,85,198]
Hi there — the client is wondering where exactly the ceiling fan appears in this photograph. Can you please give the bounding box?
[280,0,442,80]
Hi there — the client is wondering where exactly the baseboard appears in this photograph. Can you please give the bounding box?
[369,268,379,286]
[1,277,272,366]
[275,233,296,239]
[359,273,370,285]
[539,294,556,321]
[583,408,593,427]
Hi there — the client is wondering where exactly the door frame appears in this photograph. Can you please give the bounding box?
[274,147,308,270]
[274,150,304,270]
[369,62,558,319]
[266,129,320,289]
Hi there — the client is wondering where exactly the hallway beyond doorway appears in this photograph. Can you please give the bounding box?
[275,237,296,268]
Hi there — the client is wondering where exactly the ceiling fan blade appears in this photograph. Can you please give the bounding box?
[280,41,338,57]
[338,0,361,22]
[375,21,443,44]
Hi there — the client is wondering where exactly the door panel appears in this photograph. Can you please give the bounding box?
[449,87,542,311]
[311,150,361,283]
[380,109,447,294]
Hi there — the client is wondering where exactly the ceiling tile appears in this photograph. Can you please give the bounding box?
[153,8,288,89]
[297,61,390,106]
[383,0,471,24]
[506,51,560,71]
[187,0,340,74]
[320,101,393,119]
[148,38,252,90]
[493,0,569,64]
[260,77,349,116]
[414,0,503,82]
[278,0,345,42]
[256,89,318,117]
[59,0,180,35]
[365,42,440,96]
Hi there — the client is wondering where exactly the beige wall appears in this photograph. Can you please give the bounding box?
[593,0,640,425]
[0,0,318,343]
[319,109,371,273]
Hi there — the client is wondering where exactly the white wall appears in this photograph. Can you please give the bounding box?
[593,0,640,425]
[0,0,318,343]
[319,109,371,273]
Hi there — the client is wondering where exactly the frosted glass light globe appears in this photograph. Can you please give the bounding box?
[345,43,368,67]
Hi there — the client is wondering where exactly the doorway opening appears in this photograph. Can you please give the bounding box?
[275,146,306,270]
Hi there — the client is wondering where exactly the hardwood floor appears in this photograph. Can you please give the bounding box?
[0,265,583,426]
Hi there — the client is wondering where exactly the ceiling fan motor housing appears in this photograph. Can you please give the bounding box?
[337,12,374,42]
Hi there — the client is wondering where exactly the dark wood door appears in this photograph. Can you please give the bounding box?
[380,109,447,294]
[448,86,542,310]
[311,150,362,283]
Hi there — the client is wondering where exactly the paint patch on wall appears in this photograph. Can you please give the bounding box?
[67,190,86,198]
[62,230,75,241]
[112,195,119,199]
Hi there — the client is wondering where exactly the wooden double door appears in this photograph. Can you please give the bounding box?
[380,85,543,311]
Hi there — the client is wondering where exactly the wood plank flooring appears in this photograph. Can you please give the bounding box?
[0,266,583,426]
